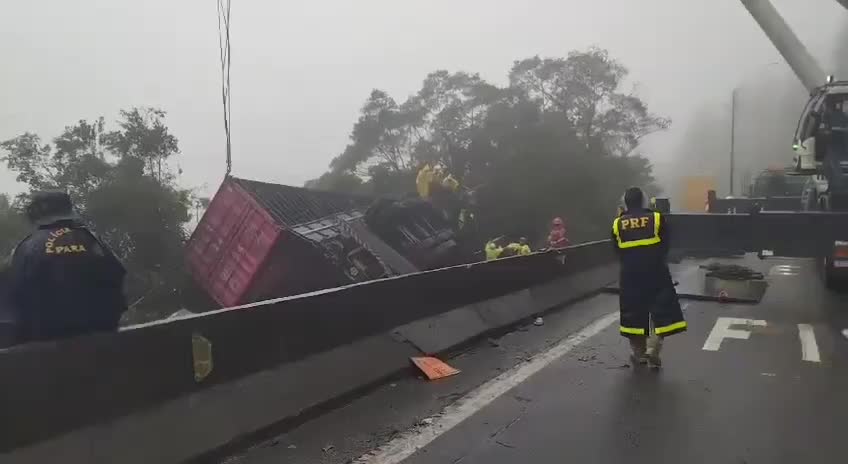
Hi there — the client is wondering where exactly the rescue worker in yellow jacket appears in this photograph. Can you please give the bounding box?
[504,237,531,256]
[484,239,504,261]
[519,237,531,255]
[612,187,686,368]
[416,164,434,199]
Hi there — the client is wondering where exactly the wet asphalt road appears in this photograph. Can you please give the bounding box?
[225,256,848,464]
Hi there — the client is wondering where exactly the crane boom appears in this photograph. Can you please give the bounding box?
[739,0,826,92]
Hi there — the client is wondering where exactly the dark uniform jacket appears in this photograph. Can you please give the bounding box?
[611,208,686,337]
[8,220,127,344]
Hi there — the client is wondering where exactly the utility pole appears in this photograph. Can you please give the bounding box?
[730,88,737,196]
[728,61,779,197]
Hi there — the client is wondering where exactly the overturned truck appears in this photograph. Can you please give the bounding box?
[185,176,461,308]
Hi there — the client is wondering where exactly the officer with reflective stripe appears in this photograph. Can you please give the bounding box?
[612,187,686,368]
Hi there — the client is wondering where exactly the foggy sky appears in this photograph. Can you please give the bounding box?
[2,0,847,198]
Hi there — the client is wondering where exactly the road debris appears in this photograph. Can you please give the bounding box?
[700,262,764,281]
[410,356,461,380]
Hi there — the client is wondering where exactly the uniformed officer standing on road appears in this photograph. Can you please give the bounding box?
[7,191,127,344]
[612,187,686,368]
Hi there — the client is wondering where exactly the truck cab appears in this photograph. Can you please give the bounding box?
[792,82,848,175]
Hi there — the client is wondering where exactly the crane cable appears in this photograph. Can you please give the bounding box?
[216,0,233,175]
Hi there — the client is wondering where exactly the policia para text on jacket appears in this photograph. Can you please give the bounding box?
[6,191,127,345]
[611,187,686,368]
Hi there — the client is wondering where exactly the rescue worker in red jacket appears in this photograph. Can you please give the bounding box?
[611,187,686,368]
[547,217,569,249]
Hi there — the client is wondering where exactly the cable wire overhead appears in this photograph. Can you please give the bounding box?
[216,0,233,175]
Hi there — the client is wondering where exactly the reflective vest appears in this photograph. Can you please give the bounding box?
[504,243,531,256]
[416,165,433,199]
[612,211,661,249]
[485,242,503,261]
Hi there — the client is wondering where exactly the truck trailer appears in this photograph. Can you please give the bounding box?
[185,176,460,308]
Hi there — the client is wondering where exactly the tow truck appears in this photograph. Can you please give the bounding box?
[670,0,848,289]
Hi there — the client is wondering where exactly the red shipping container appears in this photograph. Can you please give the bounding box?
[186,180,280,307]
[186,177,373,308]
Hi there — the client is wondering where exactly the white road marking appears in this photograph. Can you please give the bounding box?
[798,324,821,363]
[351,311,619,464]
[842,329,848,340]
[702,317,767,351]
[769,265,800,276]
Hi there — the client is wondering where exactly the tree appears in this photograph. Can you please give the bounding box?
[105,108,180,183]
[305,170,367,194]
[1,118,112,206]
[0,134,56,192]
[311,47,668,245]
[327,72,508,186]
[510,48,670,156]
[411,71,506,172]
[330,89,425,176]
[85,156,191,318]
[0,194,27,259]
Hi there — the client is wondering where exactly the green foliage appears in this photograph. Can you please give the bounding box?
[0,194,28,260]
[309,47,668,244]
[0,108,192,321]
[105,108,181,182]
[510,47,669,156]
[305,170,367,194]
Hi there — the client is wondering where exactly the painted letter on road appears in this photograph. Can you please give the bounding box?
[703,317,767,351]
[797,324,821,363]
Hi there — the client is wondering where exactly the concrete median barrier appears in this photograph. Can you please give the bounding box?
[0,240,618,463]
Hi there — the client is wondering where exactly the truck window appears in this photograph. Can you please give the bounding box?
[829,97,848,128]
[794,96,816,142]
[802,111,819,140]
